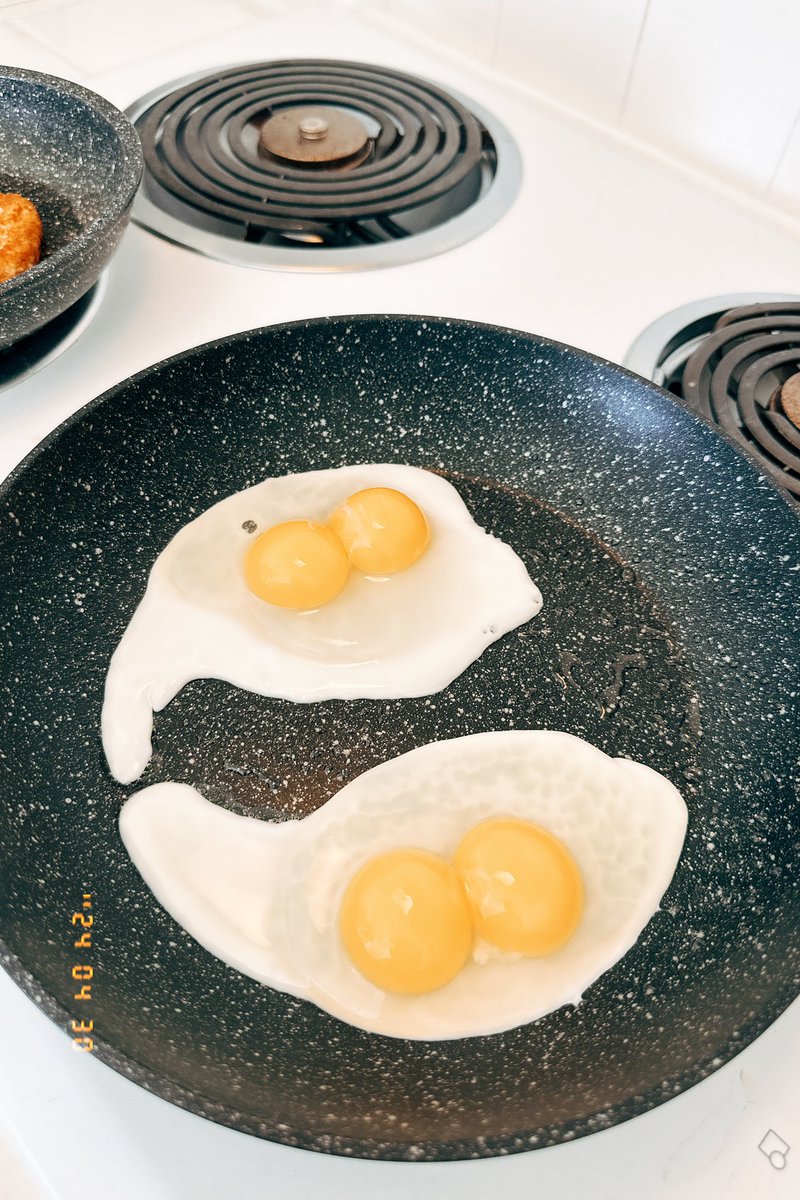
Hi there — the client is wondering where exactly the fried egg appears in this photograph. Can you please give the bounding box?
[102,465,541,785]
[119,730,688,1040]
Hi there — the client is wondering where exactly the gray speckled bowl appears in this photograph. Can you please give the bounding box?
[0,65,142,350]
[0,315,798,1160]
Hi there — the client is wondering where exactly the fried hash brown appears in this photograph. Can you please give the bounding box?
[0,193,44,284]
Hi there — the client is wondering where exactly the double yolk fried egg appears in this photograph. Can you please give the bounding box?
[107,465,686,1041]
[102,464,542,784]
[119,730,688,1041]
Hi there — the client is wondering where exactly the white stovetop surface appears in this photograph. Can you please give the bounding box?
[1,4,799,1198]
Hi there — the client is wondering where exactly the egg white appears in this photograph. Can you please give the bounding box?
[119,730,687,1040]
[102,465,542,785]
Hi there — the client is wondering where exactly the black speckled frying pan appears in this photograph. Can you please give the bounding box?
[1,315,798,1161]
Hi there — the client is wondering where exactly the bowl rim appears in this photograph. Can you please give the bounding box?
[0,64,143,301]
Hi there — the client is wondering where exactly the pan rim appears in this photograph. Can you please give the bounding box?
[1,312,798,1161]
[1,310,798,515]
[0,64,144,310]
[2,935,798,1161]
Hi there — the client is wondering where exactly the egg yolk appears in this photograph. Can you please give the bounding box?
[243,520,350,610]
[328,487,430,575]
[453,818,584,956]
[339,848,473,994]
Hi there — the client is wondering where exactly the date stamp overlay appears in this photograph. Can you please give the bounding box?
[70,892,94,1052]
[64,886,794,1178]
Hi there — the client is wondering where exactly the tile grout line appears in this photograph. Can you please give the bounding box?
[764,104,800,198]
[4,6,262,84]
[616,0,651,125]
[356,2,800,236]
[488,0,503,67]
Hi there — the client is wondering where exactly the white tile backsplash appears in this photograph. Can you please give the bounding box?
[621,0,800,196]
[12,0,255,74]
[493,0,648,125]
[4,0,800,217]
[363,0,501,69]
[357,0,800,220]
[0,19,83,75]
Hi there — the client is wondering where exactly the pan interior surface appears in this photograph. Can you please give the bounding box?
[0,315,798,1160]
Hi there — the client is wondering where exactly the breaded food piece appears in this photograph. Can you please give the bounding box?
[0,193,44,284]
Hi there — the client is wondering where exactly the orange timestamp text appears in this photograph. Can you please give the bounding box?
[71,892,94,1052]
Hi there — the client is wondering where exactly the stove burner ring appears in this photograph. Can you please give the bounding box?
[681,303,800,500]
[773,372,800,430]
[134,60,492,246]
[258,106,372,168]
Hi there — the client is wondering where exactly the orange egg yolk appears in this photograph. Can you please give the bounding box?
[453,818,584,957]
[339,848,473,994]
[327,487,430,575]
[243,520,350,610]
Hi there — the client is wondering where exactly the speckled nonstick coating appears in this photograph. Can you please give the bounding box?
[1,315,798,1160]
[0,66,142,349]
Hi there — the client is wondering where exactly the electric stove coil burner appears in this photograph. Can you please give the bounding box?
[680,304,800,503]
[138,61,489,244]
[624,296,800,507]
[127,60,521,270]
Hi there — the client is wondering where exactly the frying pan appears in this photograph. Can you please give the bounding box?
[0,66,142,349]
[1,315,798,1161]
